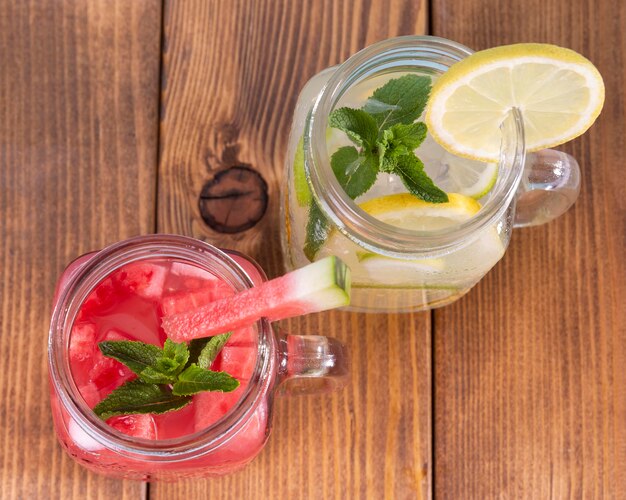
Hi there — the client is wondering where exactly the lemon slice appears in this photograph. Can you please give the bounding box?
[425,43,605,161]
[359,192,481,230]
[437,154,498,199]
[356,251,445,283]
[319,193,494,287]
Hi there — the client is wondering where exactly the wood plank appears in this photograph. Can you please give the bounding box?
[431,0,626,497]
[0,0,161,498]
[155,0,431,498]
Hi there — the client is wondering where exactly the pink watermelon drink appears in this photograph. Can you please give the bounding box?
[48,235,350,480]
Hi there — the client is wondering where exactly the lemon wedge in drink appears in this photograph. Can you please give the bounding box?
[355,250,446,285]
[319,193,505,287]
[425,43,605,161]
[359,192,481,230]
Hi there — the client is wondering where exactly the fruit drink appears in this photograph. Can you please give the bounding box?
[281,37,603,312]
[282,69,508,312]
[49,251,270,480]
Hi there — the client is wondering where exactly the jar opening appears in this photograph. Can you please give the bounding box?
[305,35,526,258]
[48,235,274,460]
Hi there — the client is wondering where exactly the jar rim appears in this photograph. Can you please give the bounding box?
[305,35,526,257]
[48,234,274,460]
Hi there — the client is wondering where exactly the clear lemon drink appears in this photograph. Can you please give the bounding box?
[281,37,604,312]
[283,75,506,311]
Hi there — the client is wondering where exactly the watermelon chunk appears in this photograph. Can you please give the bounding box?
[191,340,256,433]
[69,322,96,364]
[89,357,134,394]
[107,414,157,440]
[101,329,129,342]
[112,262,168,299]
[77,382,101,408]
[170,262,220,281]
[69,323,98,387]
[89,329,134,394]
[161,288,215,316]
[77,277,117,320]
[162,256,351,341]
[193,386,245,432]
[152,401,197,439]
[166,262,222,291]
[160,285,233,317]
[214,346,256,381]
[228,327,257,347]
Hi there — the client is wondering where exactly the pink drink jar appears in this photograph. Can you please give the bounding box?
[48,235,348,480]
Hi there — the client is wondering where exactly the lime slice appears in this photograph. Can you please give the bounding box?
[293,136,311,207]
[295,128,346,207]
[425,43,605,161]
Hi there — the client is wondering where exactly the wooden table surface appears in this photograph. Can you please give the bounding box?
[1,0,624,498]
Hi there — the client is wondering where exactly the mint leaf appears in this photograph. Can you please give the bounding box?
[329,107,378,148]
[138,367,175,385]
[387,122,428,151]
[363,74,431,130]
[304,200,330,261]
[394,154,449,203]
[331,146,378,199]
[378,122,428,173]
[198,332,233,369]
[133,339,189,384]
[93,379,191,420]
[172,364,240,396]
[161,339,189,374]
[98,341,162,377]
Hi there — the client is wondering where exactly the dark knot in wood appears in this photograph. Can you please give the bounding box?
[198,166,268,234]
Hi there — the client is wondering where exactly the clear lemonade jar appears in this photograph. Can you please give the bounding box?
[281,36,603,312]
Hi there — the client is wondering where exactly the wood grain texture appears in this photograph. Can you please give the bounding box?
[155,0,431,498]
[431,0,626,498]
[0,0,161,498]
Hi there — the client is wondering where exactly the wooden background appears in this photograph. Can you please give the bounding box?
[0,0,623,498]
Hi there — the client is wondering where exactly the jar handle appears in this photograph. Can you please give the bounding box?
[513,149,581,227]
[275,329,349,395]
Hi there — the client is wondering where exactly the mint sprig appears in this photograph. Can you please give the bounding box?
[93,336,239,419]
[304,74,448,259]
[140,339,189,384]
[93,379,190,420]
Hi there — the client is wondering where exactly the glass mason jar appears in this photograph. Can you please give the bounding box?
[48,235,348,480]
[280,36,580,313]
